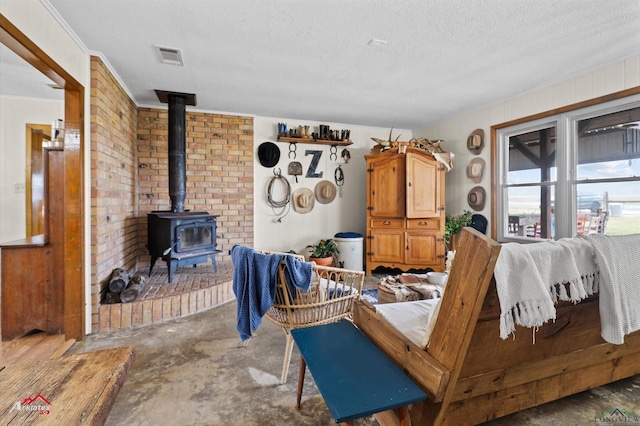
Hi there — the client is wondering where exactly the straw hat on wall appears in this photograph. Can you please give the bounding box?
[315,180,337,204]
[292,188,315,213]
[466,158,485,183]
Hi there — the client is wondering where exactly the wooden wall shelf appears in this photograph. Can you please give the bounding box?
[277,136,352,146]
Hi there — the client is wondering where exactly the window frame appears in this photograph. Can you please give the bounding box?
[496,118,560,242]
[492,88,640,242]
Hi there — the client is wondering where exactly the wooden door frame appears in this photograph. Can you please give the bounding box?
[26,123,51,238]
[0,14,85,340]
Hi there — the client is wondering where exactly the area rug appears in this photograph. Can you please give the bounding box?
[360,288,378,305]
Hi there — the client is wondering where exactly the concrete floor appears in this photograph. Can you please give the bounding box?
[69,294,640,426]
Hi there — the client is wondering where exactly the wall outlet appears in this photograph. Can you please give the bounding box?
[14,183,26,193]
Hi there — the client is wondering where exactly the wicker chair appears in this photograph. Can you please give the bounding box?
[258,250,365,384]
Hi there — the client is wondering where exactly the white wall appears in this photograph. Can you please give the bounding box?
[1,0,92,332]
[0,95,64,242]
[253,117,410,253]
[414,55,640,235]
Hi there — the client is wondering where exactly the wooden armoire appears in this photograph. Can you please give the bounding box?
[365,146,445,274]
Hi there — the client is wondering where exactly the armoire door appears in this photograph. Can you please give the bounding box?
[405,232,441,265]
[368,153,405,218]
[369,228,404,264]
[406,152,441,218]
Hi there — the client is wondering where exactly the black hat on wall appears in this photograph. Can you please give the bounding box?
[258,142,280,168]
[470,214,488,234]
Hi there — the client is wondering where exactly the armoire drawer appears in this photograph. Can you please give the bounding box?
[406,218,440,230]
[370,218,403,228]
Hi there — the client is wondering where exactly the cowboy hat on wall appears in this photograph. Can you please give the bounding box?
[258,142,280,168]
[467,129,484,155]
[292,188,315,214]
[467,186,486,211]
[466,158,485,183]
[315,180,337,204]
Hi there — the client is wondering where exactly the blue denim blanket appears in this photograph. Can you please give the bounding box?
[231,245,312,341]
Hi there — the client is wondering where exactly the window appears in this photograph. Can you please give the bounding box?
[496,94,640,241]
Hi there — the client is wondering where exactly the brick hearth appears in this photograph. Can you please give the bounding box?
[97,261,234,333]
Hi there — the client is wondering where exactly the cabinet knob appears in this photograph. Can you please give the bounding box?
[408,182,412,187]
[383,220,391,225]
[418,221,428,226]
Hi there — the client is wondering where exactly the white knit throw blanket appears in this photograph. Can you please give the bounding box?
[582,233,640,344]
[494,237,598,339]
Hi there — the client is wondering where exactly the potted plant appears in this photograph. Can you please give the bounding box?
[309,239,340,266]
[444,210,473,251]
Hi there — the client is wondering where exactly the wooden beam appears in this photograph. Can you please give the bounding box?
[0,14,80,90]
[509,136,541,167]
[578,108,640,136]
[0,346,135,424]
[63,87,85,341]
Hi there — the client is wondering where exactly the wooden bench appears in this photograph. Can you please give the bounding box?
[292,320,427,425]
[0,346,135,425]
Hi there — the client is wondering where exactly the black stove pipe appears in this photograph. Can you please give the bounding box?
[168,94,187,213]
[155,90,197,213]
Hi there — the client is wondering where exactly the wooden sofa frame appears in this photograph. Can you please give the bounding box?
[354,227,640,425]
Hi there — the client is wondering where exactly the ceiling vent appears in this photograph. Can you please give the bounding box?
[156,46,184,66]
[367,38,387,47]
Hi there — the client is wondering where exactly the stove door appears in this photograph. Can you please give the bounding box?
[175,221,215,253]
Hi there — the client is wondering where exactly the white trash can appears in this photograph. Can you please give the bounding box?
[333,232,363,271]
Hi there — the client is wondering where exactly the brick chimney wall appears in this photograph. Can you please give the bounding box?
[89,55,254,333]
[136,108,254,263]
[90,56,139,331]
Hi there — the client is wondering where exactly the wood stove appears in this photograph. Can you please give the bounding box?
[147,211,218,283]
[146,90,220,283]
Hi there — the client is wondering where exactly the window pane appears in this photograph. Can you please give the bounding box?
[576,182,640,236]
[577,106,640,180]
[499,97,640,241]
[506,186,555,239]
[507,127,557,184]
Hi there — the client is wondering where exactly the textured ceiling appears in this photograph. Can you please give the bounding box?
[33,1,640,129]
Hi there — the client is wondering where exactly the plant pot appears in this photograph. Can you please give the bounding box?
[450,233,458,251]
[309,256,333,267]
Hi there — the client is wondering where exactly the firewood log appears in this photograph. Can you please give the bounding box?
[103,290,121,304]
[108,268,130,293]
[119,275,147,303]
